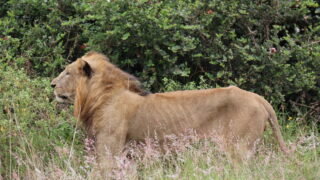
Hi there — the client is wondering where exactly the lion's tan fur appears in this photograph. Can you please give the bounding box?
[52,52,289,169]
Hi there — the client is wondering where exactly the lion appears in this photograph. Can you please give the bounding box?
[51,52,289,170]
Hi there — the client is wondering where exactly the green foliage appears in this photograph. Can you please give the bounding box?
[79,0,320,107]
[2,0,319,109]
[0,66,85,178]
[0,0,86,76]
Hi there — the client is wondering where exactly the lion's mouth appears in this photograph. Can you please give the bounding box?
[55,94,70,103]
[54,91,71,103]
[53,90,74,104]
[58,95,68,100]
[56,95,73,104]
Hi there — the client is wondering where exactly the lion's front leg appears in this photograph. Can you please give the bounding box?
[94,123,128,174]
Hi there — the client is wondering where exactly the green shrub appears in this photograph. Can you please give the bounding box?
[0,0,319,115]
[0,0,86,76]
[81,0,320,107]
[0,65,85,177]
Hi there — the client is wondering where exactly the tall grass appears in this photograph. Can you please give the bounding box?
[0,67,319,179]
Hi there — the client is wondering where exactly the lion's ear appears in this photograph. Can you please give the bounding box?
[79,60,93,78]
[83,61,92,77]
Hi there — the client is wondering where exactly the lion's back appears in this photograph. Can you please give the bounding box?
[127,86,268,140]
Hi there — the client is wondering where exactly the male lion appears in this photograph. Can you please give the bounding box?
[51,52,289,170]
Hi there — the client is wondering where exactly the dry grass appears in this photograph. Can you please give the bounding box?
[2,128,319,180]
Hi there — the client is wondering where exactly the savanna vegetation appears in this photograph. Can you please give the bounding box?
[0,0,319,179]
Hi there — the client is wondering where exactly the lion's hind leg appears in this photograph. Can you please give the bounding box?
[224,136,259,164]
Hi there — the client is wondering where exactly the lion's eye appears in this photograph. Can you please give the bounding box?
[66,72,70,75]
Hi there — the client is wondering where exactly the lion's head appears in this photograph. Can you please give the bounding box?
[51,52,148,104]
[51,58,92,103]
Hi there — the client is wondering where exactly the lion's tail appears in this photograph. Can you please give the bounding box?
[262,98,291,155]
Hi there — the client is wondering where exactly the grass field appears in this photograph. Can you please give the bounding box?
[0,67,319,180]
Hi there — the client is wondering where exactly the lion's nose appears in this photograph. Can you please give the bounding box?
[51,78,57,88]
[51,80,57,88]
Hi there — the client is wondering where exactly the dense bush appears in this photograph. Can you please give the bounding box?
[1,0,319,113]
[0,66,85,177]
[0,0,89,75]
